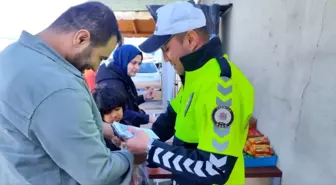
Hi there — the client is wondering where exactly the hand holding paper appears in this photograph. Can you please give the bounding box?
[111,122,159,140]
[128,128,159,155]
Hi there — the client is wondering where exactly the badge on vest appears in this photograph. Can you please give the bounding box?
[212,106,234,128]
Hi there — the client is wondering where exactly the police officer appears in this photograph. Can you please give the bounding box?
[125,1,254,185]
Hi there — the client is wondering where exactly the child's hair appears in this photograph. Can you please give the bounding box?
[92,85,126,118]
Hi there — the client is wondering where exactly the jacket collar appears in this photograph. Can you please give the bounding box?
[18,31,82,78]
[180,37,223,72]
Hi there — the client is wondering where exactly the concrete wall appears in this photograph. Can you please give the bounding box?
[202,0,336,184]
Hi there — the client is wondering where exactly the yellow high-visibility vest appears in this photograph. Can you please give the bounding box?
[170,54,254,185]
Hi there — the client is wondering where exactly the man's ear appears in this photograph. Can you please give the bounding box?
[72,29,91,49]
[185,30,199,51]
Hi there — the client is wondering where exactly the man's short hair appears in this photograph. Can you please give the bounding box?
[92,85,126,118]
[50,1,122,47]
[175,26,209,42]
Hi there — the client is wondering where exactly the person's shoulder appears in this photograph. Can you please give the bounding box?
[96,68,125,88]
[0,44,89,121]
[26,57,79,88]
[0,43,85,99]
[96,63,122,83]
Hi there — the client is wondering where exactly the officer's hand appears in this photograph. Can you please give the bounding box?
[125,127,150,154]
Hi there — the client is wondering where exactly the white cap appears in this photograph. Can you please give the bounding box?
[139,1,206,53]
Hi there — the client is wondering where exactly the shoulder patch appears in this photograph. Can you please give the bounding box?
[212,106,234,128]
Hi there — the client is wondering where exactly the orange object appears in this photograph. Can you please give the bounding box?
[244,143,273,157]
[83,69,97,92]
[248,129,263,138]
[247,136,270,145]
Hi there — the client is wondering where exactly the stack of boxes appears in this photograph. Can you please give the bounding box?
[243,117,278,167]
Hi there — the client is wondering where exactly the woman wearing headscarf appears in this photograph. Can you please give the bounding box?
[95,44,156,127]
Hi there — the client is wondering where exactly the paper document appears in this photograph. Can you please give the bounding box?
[111,122,159,140]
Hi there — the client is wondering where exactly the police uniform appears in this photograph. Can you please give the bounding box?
[139,2,254,185]
[147,36,254,185]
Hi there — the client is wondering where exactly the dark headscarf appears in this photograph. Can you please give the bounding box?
[112,44,143,75]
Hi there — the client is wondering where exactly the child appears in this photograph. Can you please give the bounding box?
[92,86,148,185]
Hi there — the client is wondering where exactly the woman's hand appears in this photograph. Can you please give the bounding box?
[144,87,155,101]
[149,114,157,123]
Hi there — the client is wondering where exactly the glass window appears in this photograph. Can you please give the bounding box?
[138,62,158,73]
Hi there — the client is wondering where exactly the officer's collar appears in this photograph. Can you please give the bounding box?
[180,36,222,72]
